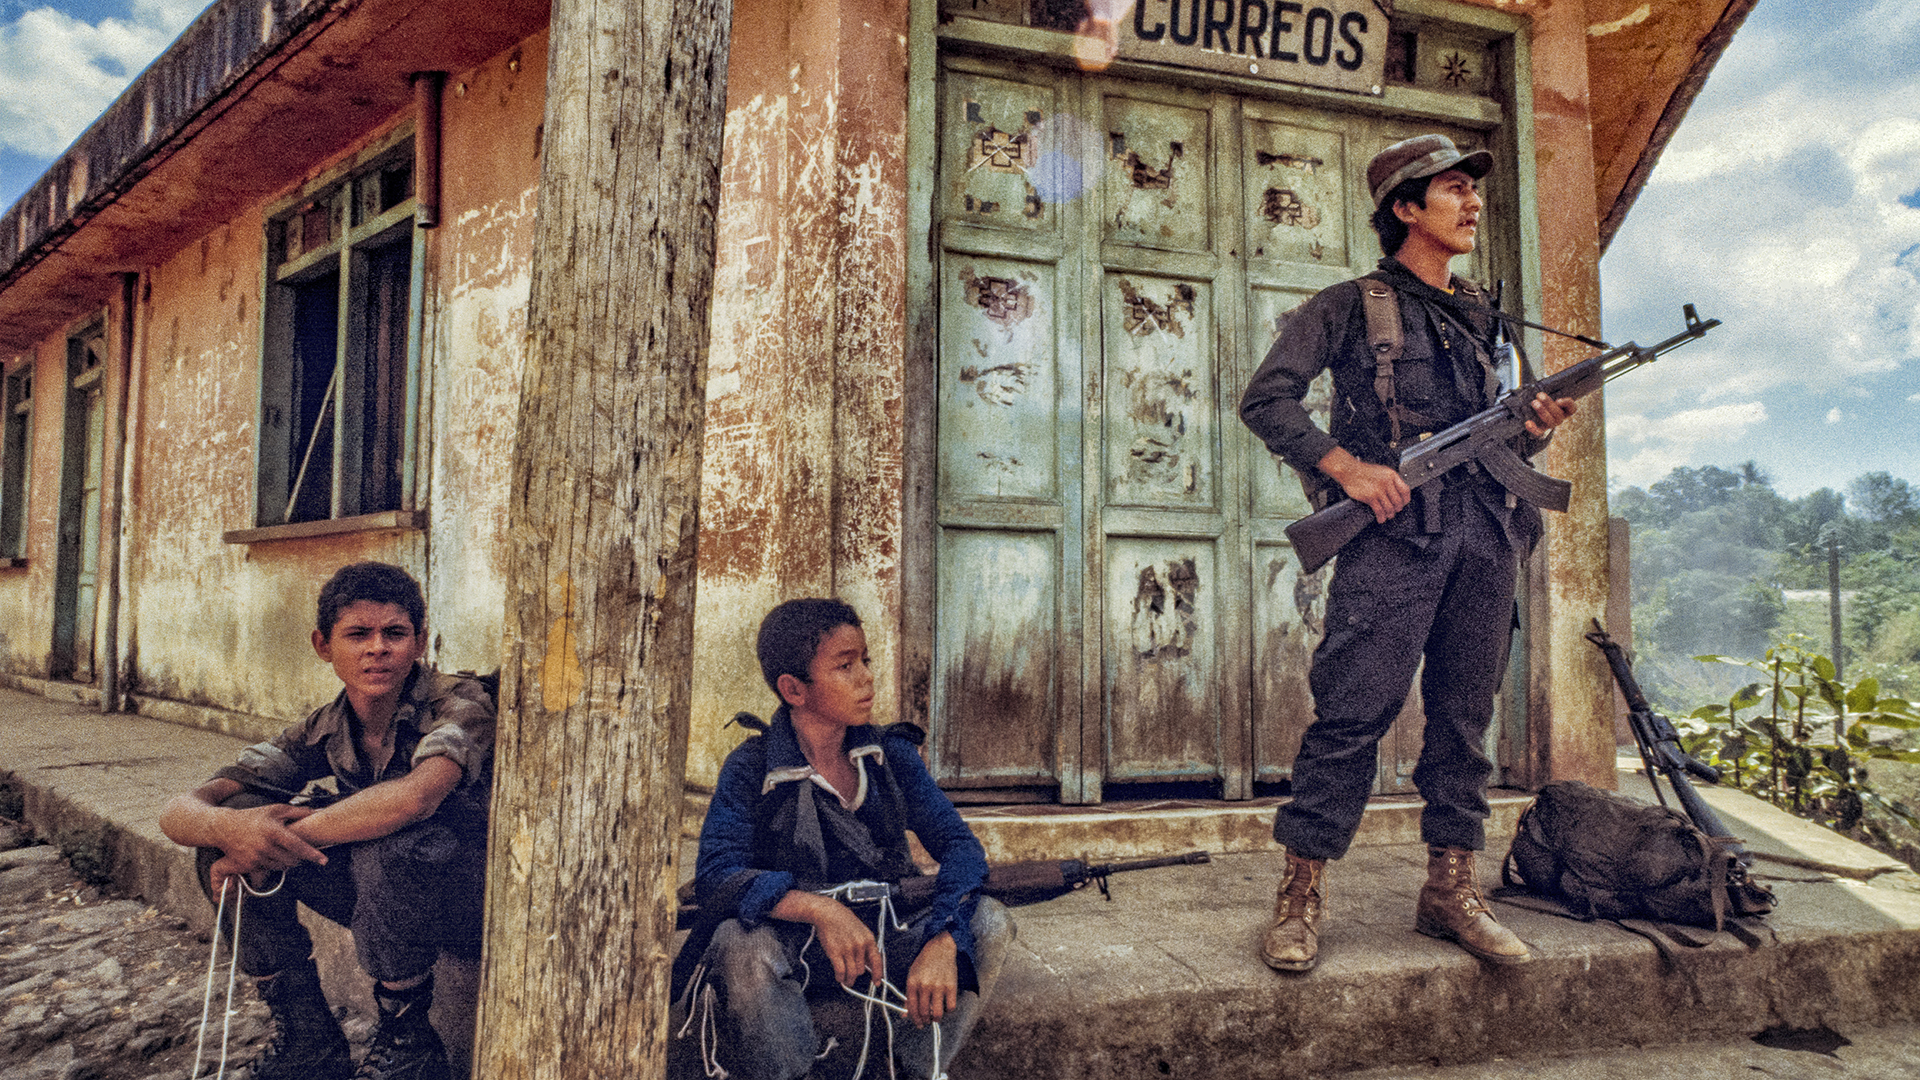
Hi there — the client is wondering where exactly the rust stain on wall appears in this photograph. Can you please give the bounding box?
[1112,134,1180,189]
[963,274,1035,329]
[1118,280,1193,337]
[1260,188,1321,229]
[1130,558,1199,660]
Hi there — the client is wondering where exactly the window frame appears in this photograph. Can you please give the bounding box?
[237,124,427,543]
[0,357,32,564]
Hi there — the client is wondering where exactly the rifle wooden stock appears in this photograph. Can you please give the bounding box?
[1283,306,1718,574]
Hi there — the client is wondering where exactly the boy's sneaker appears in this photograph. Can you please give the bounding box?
[250,961,353,1080]
[353,976,451,1080]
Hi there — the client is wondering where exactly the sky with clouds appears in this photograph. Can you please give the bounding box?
[1600,0,1920,498]
[0,0,1914,501]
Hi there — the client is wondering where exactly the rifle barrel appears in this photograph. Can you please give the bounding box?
[1093,851,1212,875]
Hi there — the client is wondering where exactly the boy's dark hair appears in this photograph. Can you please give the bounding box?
[317,562,427,638]
[756,598,862,696]
[1369,173,1433,257]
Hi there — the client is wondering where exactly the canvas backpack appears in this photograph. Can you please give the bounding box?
[1502,780,1774,931]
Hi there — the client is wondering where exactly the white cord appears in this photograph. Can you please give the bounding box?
[674,883,950,1080]
[812,883,947,1080]
[189,871,287,1080]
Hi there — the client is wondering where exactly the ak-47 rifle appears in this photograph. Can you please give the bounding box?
[1585,619,1753,870]
[1285,305,1720,574]
[892,850,1212,909]
[674,851,1211,929]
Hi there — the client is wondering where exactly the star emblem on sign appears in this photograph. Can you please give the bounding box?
[1442,53,1472,87]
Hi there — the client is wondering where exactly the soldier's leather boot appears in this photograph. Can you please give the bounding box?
[1415,846,1531,964]
[353,974,451,1080]
[1260,849,1326,972]
[248,959,353,1080]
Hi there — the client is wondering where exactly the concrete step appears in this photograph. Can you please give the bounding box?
[4,686,1919,1079]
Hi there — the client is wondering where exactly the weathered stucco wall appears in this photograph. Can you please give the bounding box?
[0,337,67,677]
[688,0,912,787]
[123,213,349,731]
[98,33,543,739]
[422,30,547,677]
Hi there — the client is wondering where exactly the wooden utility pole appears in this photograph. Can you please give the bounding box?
[474,0,730,1072]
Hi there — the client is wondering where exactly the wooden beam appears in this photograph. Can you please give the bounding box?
[472,0,731,1072]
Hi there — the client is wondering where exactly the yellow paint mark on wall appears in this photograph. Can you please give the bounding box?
[542,572,586,711]
[1588,4,1651,37]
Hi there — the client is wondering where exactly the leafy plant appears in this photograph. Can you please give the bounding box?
[1681,637,1920,843]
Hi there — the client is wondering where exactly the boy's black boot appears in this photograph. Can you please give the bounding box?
[353,973,451,1080]
[250,959,353,1080]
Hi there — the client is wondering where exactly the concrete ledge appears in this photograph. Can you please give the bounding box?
[0,673,100,706]
[129,692,289,746]
[953,848,1920,1079]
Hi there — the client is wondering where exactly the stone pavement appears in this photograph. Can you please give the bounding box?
[4,684,1920,1079]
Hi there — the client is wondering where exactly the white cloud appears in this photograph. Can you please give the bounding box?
[1610,401,1769,446]
[0,0,206,159]
[1605,401,1770,489]
[1602,0,1920,456]
[1909,392,1920,402]
[1826,407,1844,424]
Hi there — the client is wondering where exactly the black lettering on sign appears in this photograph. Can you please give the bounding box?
[1120,0,1383,92]
[1336,11,1366,70]
[1169,0,1201,46]
[1204,0,1235,51]
[1270,2,1301,62]
[1238,0,1269,57]
[1303,7,1333,66]
[1135,0,1167,41]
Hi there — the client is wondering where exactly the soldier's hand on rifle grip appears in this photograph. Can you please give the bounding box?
[1318,446,1411,524]
[1524,392,1578,438]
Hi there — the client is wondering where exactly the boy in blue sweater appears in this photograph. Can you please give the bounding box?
[673,598,1012,1080]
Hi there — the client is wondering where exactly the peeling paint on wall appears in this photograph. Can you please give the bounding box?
[691,8,913,787]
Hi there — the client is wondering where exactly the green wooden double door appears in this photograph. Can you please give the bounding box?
[927,53,1507,804]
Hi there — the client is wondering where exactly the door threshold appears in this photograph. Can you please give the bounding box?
[956,789,1536,864]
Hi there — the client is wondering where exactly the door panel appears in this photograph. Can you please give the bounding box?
[1104,539,1219,782]
[934,528,1061,785]
[940,257,1060,501]
[1098,94,1211,252]
[1102,273,1217,510]
[1242,117,1350,269]
[943,70,1058,231]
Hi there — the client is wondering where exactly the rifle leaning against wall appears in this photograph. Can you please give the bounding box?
[1285,305,1720,574]
[1584,620,1747,857]
[1584,620,1774,920]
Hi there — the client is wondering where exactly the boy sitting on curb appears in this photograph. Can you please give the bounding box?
[160,561,493,1080]
[672,598,1014,1080]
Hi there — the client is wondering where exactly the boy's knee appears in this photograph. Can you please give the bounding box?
[708,921,794,1001]
[967,897,1016,988]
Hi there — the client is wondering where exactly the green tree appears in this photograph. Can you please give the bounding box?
[1849,471,1919,528]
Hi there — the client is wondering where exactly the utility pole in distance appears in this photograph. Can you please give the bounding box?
[1820,521,1843,680]
[474,0,731,1073]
